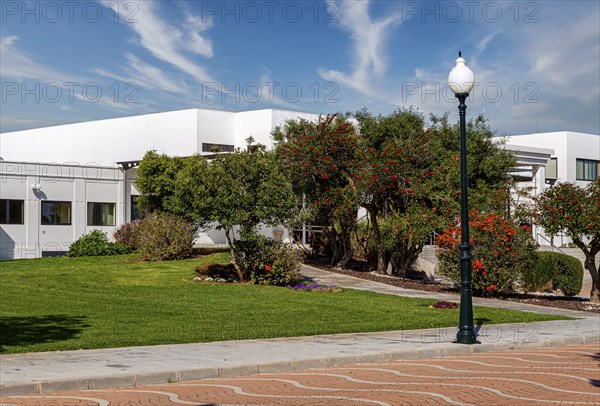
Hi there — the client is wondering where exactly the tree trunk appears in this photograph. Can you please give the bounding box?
[225,229,246,282]
[367,206,386,274]
[584,251,599,303]
[392,244,423,277]
[328,225,341,267]
[334,226,353,268]
[575,239,599,303]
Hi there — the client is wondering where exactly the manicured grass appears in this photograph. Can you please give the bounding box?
[0,254,572,354]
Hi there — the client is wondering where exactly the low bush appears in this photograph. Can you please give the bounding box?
[137,213,195,261]
[67,230,130,257]
[553,255,584,296]
[523,251,555,292]
[233,233,303,286]
[524,251,583,296]
[113,220,142,250]
[195,262,238,280]
[437,211,537,297]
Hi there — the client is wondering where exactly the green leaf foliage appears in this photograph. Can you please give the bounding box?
[535,179,600,301]
[137,213,195,261]
[67,230,130,257]
[523,251,584,296]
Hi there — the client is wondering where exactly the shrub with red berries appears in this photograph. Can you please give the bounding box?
[436,211,537,297]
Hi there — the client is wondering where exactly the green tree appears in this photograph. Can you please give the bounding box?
[136,151,211,228]
[274,114,361,267]
[136,141,298,281]
[206,139,299,280]
[535,180,600,302]
[427,113,516,212]
[352,109,515,275]
[352,108,435,274]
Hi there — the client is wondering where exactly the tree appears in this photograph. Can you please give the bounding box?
[352,109,516,275]
[274,114,361,267]
[352,108,434,274]
[535,180,600,302]
[206,139,299,280]
[136,141,298,281]
[136,151,211,228]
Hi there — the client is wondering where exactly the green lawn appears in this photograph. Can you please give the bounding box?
[0,253,572,354]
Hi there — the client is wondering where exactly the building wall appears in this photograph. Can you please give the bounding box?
[0,108,322,165]
[506,132,599,187]
[505,131,599,247]
[1,161,124,259]
[0,109,200,166]
[196,109,236,151]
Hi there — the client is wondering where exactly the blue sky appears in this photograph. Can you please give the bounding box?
[1,0,599,135]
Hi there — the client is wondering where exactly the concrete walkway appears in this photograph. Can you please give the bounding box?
[1,265,598,397]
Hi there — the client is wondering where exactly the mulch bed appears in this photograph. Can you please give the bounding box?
[305,259,600,314]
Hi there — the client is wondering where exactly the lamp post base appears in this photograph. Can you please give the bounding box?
[454,330,480,345]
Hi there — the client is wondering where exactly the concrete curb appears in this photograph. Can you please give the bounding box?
[3,333,598,397]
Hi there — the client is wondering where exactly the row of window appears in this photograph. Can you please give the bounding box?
[544,158,598,182]
[1,197,145,225]
[576,159,599,181]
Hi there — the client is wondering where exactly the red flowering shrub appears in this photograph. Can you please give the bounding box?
[436,211,537,296]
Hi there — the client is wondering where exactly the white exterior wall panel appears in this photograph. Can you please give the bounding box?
[0,161,124,259]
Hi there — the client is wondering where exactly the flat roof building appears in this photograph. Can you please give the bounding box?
[1,110,598,259]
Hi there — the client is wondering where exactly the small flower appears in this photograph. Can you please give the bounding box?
[492,285,497,290]
[265,265,271,271]
[486,286,491,291]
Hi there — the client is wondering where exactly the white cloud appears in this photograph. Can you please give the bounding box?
[0,35,75,82]
[184,14,214,57]
[476,30,501,54]
[318,0,403,97]
[524,7,599,104]
[93,53,190,94]
[101,1,215,84]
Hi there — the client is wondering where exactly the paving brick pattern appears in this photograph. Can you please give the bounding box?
[3,343,599,406]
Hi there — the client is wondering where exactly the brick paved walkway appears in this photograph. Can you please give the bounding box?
[3,342,598,406]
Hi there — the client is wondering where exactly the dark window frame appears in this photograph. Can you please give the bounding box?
[546,157,558,179]
[202,143,235,153]
[130,195,146,221]
[87,202,116,226]
[0,199,25,225]
[41,201,72,226]
[576,158,599,181]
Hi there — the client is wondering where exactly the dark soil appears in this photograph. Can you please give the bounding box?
[306,259,600,314]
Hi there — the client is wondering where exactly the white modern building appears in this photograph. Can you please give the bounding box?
[504,131,600,246]
[0,108,320,259]
[0,108,319,166]
[1,109,598,259]
[506,132,600,188]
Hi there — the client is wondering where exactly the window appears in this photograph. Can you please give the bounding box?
[576,159,599,181]
[0,199,24,224]
[130,195,146,221]
[546,158,558,179]
[202,143,235,153]
[41,201,71,225]
[87,202,116,226]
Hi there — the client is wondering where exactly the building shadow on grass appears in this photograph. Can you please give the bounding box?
[0,315,90,353]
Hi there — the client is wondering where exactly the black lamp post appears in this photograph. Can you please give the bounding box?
[448,52,479,344]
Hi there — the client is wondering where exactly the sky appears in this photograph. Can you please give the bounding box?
[1,0,599,136]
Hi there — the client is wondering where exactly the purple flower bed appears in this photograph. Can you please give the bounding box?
[287,283,337,292]
[431,301,459,309]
